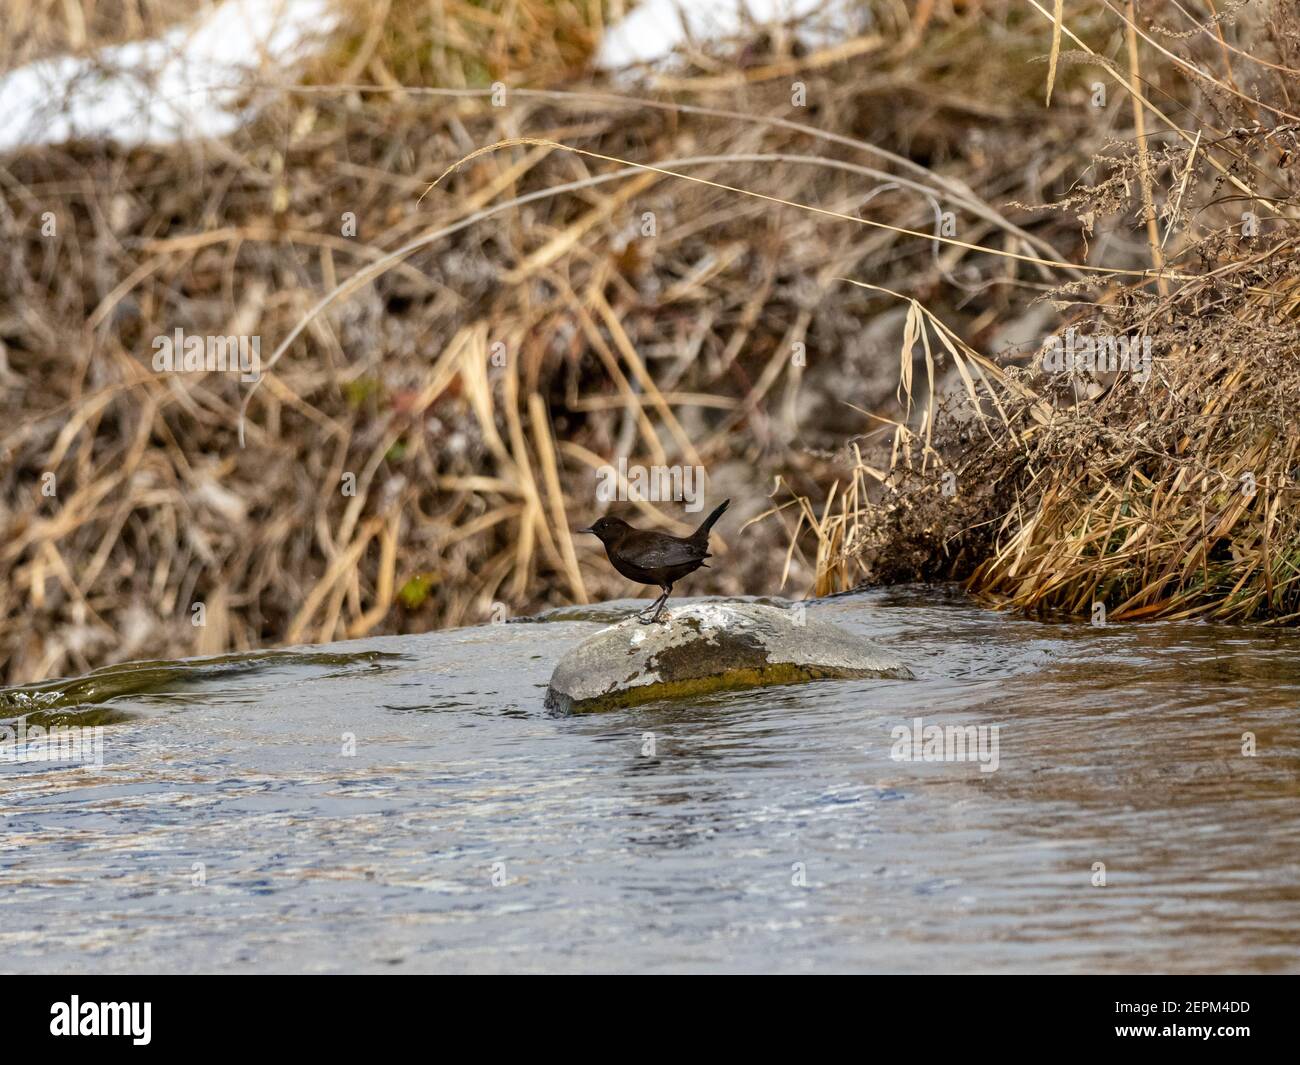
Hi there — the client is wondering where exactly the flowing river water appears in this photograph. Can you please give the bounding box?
[2,587,1298,973]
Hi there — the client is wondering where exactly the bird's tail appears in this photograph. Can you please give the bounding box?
[693,498,730,540]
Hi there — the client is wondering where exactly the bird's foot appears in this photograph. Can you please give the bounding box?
[635,597,670,624]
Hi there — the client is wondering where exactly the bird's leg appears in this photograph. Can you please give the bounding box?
[632,587,662,619]
[635,591,666,623]
[636,588,669,624]
[647,585,673,624]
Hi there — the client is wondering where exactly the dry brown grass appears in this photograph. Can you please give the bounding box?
[2,0,198,64]
[0,0,1190,684]
[798,1,1300,623]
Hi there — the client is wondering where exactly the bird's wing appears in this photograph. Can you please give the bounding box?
[625,532,708,569]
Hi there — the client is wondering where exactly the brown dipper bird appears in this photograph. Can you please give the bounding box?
[579,499,730,624]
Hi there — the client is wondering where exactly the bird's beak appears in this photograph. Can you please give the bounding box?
[577,527,595,535]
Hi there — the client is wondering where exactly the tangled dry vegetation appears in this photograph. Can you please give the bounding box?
[0,0,1108,684]
[3,0,1294,686]
[826,2,1300,623]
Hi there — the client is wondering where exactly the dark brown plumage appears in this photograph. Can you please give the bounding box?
[579,499,730,623]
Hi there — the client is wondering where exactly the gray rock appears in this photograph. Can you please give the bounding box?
[545,601,911,713]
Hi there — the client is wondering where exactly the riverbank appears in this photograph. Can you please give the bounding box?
[1,1,1106,684]
[4,1,1298,688]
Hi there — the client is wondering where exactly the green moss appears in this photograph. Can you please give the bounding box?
[21,705,138,729]
[1,649,402,715]
[552,661,910,714]
[398,573,438,609]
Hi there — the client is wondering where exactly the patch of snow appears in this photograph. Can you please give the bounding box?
[595,0,861,73]
[0,0,336,151]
